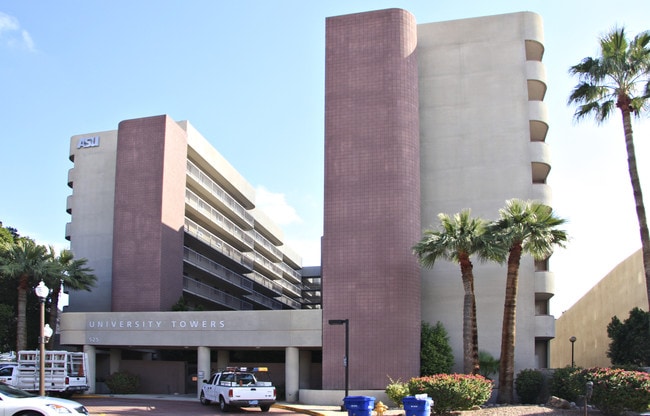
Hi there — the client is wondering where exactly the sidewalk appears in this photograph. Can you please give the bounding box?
[80,394,401,416]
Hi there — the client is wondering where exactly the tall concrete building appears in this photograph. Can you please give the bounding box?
[60,8,555,398]
[322,9,553,390]
[66,115,305,313]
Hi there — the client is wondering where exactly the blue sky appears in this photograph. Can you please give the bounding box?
[1,1,649,316]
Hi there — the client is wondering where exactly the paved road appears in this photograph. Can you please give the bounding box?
[77,397,317,416]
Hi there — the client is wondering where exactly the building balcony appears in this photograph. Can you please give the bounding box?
[530,183,552,205]
[530,141,551,184]
[528,101,549,142]
[67,168,75,188]
[186,160,254,230]
[526,61,547,101]
[66,195,73,214]
[183,247,254,293]
[184,217,254,271]
[65,222,71,241]
[535,271,555,300]
[185,189,254,251]
[183,276,253,310]
[535,314,555,340]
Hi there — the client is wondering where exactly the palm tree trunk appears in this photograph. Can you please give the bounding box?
[620,108,650,310]
[497,244,522,404]
[48,284,60,349]
[16,273,29,351]
[460,261,475,374]
[470,278,480,374]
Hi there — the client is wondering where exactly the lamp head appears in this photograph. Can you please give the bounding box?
[569,336,577,343]
[34,281,49,300]
[328,319,348,325]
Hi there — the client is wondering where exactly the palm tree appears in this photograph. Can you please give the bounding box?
[491,200,568,403]
[413,210,506,374]
[0,239,55,351]
[45,247,96,348]
[568,27,650,309]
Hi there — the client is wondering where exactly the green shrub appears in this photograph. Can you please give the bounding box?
[478,351,499,380]
[515,369,543,404]
[105,370,140,394]
[408,374,492,414]
[421,321,454,376]
[385,377,410,407]
[550,366,583,402]
[577,368,650,416]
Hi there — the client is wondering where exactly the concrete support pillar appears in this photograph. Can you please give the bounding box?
[109,349,120,375]
[217,350,229,370]
[299,350,312,389]
[285,347,299,403]
[83,345,96,394]
[197,347,211,399]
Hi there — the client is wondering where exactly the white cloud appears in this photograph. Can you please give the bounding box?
[0,12,35,51]
[255,186,302,226]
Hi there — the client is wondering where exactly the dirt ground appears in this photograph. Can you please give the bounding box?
[448,405,598,416]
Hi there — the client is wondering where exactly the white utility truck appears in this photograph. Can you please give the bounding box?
[200,367,276,412]
[0,350,89,397]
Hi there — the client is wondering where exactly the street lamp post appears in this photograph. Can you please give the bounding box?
[328,319,349,410]
[34,281,50,396]
[569,336,576,368]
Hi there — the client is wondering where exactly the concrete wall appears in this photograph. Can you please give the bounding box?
[551,249,648,368]
[67,129,118,312]
[417,12,547,372]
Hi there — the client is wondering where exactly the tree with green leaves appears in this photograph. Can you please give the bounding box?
[568,27,650,310]
[0,238,56,351]
[490,199,568,403]
[45,247,96,348]
[607,307,650,366]
[413,210,506,374]
[420,321,454,376]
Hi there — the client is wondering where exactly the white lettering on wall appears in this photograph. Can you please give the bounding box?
[87,319,225,330]
[77,136,100,149]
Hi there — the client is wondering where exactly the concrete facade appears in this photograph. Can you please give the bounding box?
[321,9,555,387]
[416,12,553,373]
[60,8,558,399]
[550,249,648,368]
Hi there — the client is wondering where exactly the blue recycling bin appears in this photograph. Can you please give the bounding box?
[343,396,375,416]
[402,395,433,416]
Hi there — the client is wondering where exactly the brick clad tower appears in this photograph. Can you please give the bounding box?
[111,115,187,311]
[322,9,422,389]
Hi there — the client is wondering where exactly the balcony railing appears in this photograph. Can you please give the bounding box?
[183,247,253,292]
[184,217,254,270]
[185,189,254,250]
[183,276,253,310]
[187,160,254,228]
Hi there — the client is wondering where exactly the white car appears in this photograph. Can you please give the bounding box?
[0,382,89,415]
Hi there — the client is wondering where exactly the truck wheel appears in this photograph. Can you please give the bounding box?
[260,405,271,412]
[200,391,211,405]
[219,396,230,412]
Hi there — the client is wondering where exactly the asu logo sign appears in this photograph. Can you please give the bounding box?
[77,136,100,149]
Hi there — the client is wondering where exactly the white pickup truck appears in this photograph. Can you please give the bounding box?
[200,367,276,412]
[0,350,89,398]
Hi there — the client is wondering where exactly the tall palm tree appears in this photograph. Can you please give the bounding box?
[491,200,568,403]
[0,239,55,351]
[568,27,650,309]
[413,210,506,374]
[45,247,96,348]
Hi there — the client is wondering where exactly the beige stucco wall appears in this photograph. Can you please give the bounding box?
[67,130,118,312]
[550,249,648,368]
[60,309,322,348]
[417,12,548,372]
